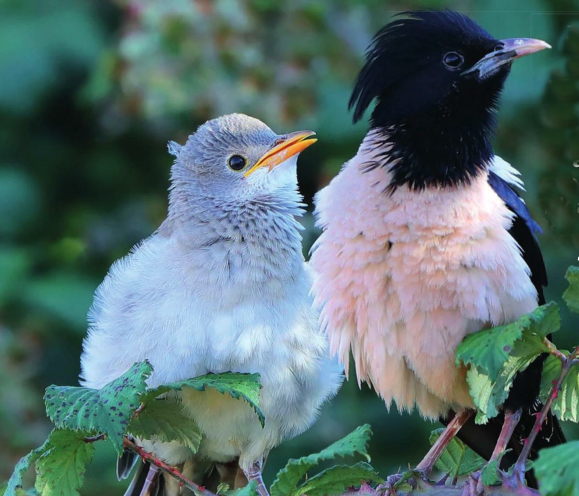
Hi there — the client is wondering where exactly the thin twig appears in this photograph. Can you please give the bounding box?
[123,437,218,496]
[512,353,578,484]
[542,338,567,362]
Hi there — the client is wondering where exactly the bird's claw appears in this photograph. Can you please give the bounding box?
[378,470,435,496]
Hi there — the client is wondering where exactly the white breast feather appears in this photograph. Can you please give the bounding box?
[81,234,342,469]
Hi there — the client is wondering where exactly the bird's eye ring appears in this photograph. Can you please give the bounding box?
[443,52,464,70]
[228,155,247,171]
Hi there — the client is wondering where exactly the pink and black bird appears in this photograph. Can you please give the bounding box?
[310,10,564,486]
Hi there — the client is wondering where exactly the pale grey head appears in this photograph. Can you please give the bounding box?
[162,114,316,261]
[168,113,316,208]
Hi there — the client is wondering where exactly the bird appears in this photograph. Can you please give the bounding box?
[309,10,564,487]
[80,113,343,496]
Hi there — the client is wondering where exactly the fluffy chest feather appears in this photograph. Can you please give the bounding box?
[81,231,341,467]
[311,140,537,418]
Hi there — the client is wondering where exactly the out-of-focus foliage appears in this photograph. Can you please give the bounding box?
[0,0,578,495]
[538,23,579,247]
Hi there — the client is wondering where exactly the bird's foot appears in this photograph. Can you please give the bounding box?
[500,461,530,492]
[462,472,484,496]
[243,462,270,496]
[377,469,435,496]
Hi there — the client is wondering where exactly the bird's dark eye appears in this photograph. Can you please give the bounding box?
[493,43,504,52]
[228,155,247,171]
[443,52,464,70]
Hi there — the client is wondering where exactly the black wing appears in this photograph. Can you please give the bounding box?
[487,170,547,304]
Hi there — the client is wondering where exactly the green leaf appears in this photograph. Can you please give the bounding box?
[456,303,558,379]
[456,323,523,378]
[467,365,513,422]
[45,361,152,454]
[35,430,94,496]
[1,486,30,496]
[216,483,230,495]
[392,471,416,492]
[293,463,383,496]
[535,440,579,496]
[563,266,579,314]
[480,460,501,486]
[541,355,579,422]
[540,354,563,403]
[142,373,264,427]
[474,411,489,425]
[429,428,485,478]
[553,364,579,423]
[128,397,202,452]
[270,425,372,496]
[4,439,51,496]
[227,480,258,496]
[464,315,555,421]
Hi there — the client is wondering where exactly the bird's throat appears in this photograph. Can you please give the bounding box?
[368,84,501,191]
[368,112,495,191]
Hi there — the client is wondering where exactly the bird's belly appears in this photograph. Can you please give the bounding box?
[312,171,538,419]
[133,298,336,468]
[330,234,536,418]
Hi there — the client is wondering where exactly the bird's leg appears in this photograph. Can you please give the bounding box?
[490,408,522,463]
[468,409,522,495]
[415,409,472,476]
[243,461,270,496]
[140,464,161,496]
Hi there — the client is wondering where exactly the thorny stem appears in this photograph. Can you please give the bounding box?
[511,346,579,485]
[542,338,567,362]
[80,434,218,496]
[123,437,219,496]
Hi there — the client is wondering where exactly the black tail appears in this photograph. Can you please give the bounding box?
[444,406,565,489]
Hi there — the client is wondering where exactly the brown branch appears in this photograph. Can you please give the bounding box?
[543,338,567,362]
[375,473,541,496]
[123,437,218,496]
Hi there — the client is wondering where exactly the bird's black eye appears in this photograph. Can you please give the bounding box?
[228,155,247,171]
[443,52,464,70]
[493,43,504,52]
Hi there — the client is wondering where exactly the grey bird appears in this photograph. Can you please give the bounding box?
[80,113,343,496]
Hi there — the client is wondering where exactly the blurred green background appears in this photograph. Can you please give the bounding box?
[1,0,578,494]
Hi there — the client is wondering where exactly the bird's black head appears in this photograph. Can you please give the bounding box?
[349,10,550,190]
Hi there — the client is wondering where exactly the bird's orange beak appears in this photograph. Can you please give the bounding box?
[244,130,317,177]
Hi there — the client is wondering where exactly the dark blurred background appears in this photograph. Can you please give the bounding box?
[1,0,578,494]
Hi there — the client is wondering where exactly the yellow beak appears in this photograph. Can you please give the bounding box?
[244,130,317,177]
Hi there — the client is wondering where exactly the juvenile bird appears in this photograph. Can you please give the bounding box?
[81,114,342,496]
[310,10,563,486]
